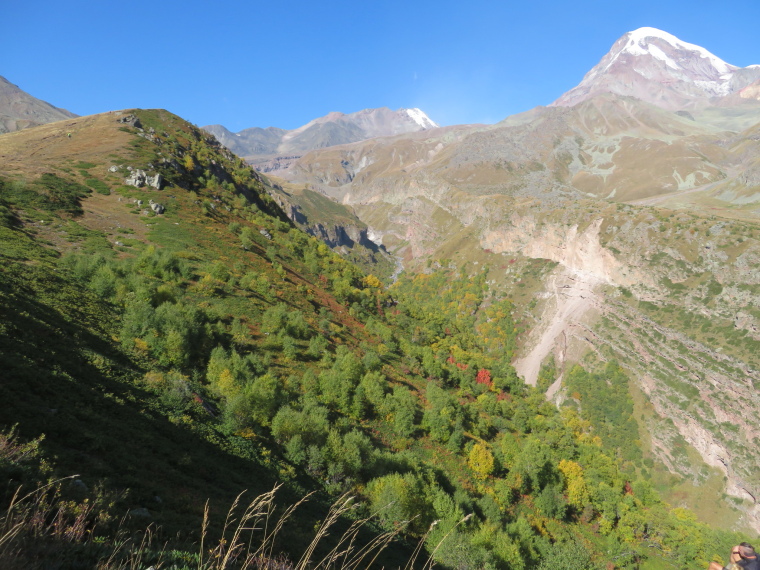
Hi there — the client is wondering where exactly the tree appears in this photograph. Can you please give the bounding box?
[423,381,457,442]
[387,386,417,439]
[247,373,282,425]
[306,334,329,359]
[558,459,590,510]
[366,472,432,536]
[468,442,495,479]
[282,335,298,361]
[261,303,288,334]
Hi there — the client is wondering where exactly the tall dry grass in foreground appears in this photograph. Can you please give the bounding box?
[0,477,468,569]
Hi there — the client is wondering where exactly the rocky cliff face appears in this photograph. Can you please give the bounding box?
[262,178,393,278]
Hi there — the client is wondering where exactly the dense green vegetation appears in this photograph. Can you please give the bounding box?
[0,109,750,569]
[564,363,642,466]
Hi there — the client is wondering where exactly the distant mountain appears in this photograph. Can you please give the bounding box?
[203,107,438,170]
[0,75,77,134]
[553,27,760,110]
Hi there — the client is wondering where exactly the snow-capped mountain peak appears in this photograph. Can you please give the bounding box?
[621,28,738,75]
[552,28,760,110]
[402,108,438,129]
[620,27,735,75]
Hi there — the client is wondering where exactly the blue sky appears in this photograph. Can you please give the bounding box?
[3,0,759,131]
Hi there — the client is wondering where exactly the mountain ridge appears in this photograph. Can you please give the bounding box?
[203,106,438,170]
[0,75,78,134]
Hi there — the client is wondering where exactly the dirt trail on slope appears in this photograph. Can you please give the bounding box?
[513,268,601,386]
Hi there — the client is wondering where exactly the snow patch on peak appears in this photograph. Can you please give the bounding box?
[627,27,682,47]
[645,44,680,70]
[403,108,438,129]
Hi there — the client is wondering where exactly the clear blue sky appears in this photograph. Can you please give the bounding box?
[3,0,759,131]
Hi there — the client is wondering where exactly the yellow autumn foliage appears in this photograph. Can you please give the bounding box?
[468,442,495,479]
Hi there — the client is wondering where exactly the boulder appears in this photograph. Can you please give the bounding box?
[69,479,88,493]
[147,173,162,189]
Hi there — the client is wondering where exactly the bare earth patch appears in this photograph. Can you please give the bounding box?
[513,267,601,385]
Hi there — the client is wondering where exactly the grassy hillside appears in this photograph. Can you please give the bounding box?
[0,109,753,569]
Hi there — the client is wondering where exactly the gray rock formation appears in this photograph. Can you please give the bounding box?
[125,169,162,189]
[116,113,142,128]
[147,173,162,189]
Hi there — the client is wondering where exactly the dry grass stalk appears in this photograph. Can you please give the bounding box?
[421,513,473,570]
[2,478,439,569]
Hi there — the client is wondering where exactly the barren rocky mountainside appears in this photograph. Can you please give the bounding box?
[0,75,77,134]
[203,107,438,171]
[257,29,760,532]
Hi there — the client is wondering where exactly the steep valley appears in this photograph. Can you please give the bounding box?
[3,24,760,569]
[272,105,760,532]
[2,105,756,568]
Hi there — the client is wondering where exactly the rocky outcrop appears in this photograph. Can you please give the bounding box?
[125,169,162,189]
[307,223,379,250]
[482,217,630,287]
[116,114,141,128]
[252,156,302,174]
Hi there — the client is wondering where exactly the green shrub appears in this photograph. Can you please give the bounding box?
[85,178,110,195]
